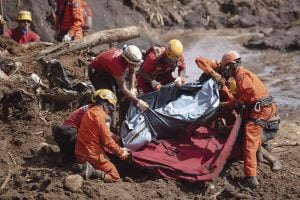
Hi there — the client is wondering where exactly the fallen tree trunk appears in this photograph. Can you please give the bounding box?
[37,26,140,59]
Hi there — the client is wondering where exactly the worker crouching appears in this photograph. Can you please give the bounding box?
[75,89,130,182]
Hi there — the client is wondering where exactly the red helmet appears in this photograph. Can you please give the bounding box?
[221,51,241,66]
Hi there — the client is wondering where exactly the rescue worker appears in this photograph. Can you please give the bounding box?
[54,0,84,42]
[220,50,282,188]
[88,44,149,112]
[75,89,130,182]
[0,11,40,44]
[136,39,186,95]
[81,0,92,36]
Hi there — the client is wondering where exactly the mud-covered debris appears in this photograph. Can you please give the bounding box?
[63,174,83,192]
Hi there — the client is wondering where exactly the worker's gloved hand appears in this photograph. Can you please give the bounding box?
[136,99,149,112]
[0,15,5,24]
[209,70,225,87]
[151,80,162,90]
[118,148,130,160]
[62,33,72,42]
[174,77,186,88]
[130,88,138,97]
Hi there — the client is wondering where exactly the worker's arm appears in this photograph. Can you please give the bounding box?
[69,0,84,37]
[114,75,139,105]
[96,111,123,156]
[139,68,153,84]
[128,66,136,90]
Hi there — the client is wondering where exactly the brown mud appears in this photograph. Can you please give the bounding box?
[0,0,300,199]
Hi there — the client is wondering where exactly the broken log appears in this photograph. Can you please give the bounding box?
[0,171,12,191]
[37,26,140,59]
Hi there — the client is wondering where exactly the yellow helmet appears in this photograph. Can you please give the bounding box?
[16,10,32,22]
[91,89,117,108]
[166,39,183,59]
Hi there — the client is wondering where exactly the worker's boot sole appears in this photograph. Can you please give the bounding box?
[243,176,259,188]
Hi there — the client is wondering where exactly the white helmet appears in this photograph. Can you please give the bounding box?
[122,44,143,65]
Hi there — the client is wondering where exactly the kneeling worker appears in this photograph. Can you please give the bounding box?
[75,89,130,182]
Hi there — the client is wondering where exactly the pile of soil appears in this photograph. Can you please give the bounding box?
[0,0,299,199]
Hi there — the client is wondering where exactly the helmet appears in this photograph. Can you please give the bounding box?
[122,44,143,65]
[16,10,32,22]
[221,51,241,66]
[166,39,183,59]
[91,89,117,108]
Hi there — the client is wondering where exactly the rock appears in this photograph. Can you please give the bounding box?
[63,174,83,192]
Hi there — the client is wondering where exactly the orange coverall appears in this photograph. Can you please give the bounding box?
[234,66,276,177]
[55,0,84,40]
[75,106,124,182]
[195,57,233,101]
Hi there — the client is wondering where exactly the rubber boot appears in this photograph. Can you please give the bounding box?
[72,163,83,172]
[243,176,259,188]
[257,147,264,162]
[260,147,282,171]
[93,169,105,180]
[80,161,96,180]
[80,161,105,180]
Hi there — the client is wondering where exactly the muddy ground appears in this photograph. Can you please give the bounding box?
[0,0,300,199]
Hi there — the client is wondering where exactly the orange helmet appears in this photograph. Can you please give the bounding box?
[221,51,241,66]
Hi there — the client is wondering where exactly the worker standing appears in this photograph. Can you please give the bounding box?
[54,0,84,42]
[220,50,281,188]
[136,39,186,95]
[0,11,40,44]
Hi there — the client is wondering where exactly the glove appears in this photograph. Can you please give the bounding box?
[118,148,130,160]
[151,80,162,90]
[174,77,186,88]
[209,70,225,87]
[0,15,4,24]
[136,99,149,112]
[62,33,72,42]
[130,88,138,97]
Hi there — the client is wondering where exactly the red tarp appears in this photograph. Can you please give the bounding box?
[131,115,241,182]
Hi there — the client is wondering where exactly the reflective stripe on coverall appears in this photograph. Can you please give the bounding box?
[55,0,84,40]
[235,66,276,177]
[75,106,123,182]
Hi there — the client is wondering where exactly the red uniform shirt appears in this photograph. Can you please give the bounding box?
[55,0,84,38]
[63,104,92,128]
[136,47,186,94]
[141,49,186,81]
[90,48,129,76]
[4,28,40,44]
